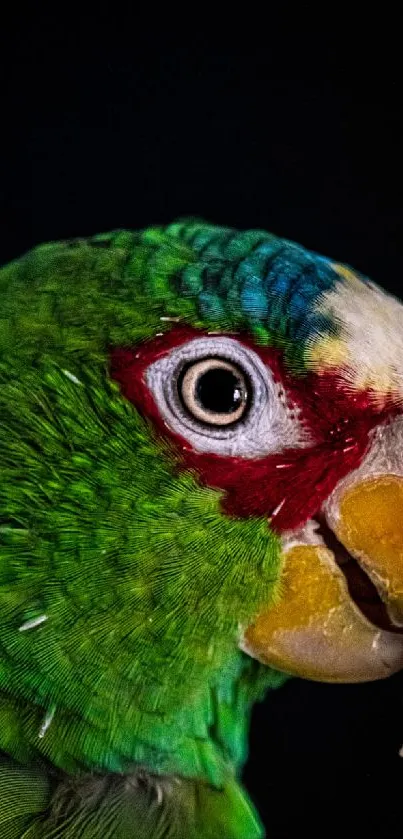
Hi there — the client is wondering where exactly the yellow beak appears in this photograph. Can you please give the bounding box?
[334,475,403,627]
[243,471,403,683]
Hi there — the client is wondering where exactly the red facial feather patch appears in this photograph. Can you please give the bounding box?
[109,327,395,532]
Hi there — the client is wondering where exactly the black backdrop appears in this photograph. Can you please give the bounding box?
[2,18,403,838]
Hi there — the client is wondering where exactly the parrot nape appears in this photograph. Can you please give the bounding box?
[1,220,403,838]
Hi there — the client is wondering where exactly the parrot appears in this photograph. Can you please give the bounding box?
[1,219,403,839]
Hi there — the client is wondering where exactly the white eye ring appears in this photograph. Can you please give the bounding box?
[178,357,250,426]
[146,336,310,458]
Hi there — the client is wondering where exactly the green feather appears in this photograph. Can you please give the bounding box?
[17,770,262,839]
[0,224,290,837]
[0,758,50,838]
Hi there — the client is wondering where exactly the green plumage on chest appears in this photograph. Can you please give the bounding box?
[0,226,286,837]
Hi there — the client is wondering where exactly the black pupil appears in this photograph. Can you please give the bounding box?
[195,368,244,414]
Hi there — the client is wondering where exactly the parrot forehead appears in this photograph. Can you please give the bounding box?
[304,263,403,401]
[166,222,403,403]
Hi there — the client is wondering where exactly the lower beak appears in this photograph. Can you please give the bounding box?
[242,474,403,683]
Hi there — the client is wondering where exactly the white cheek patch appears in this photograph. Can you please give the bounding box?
[146,336,312,458]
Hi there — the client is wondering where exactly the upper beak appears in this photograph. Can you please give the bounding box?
[242,418,403,683]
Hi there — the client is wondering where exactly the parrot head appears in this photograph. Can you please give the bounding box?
[107,222,403,685]
[1,219,403,836]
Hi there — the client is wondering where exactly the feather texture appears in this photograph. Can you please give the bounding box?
[1,220,357,836]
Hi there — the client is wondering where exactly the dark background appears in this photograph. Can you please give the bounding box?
[2,18,403,838]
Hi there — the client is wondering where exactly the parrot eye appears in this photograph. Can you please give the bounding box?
[178,358,250,426]
[145,336,310,458]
